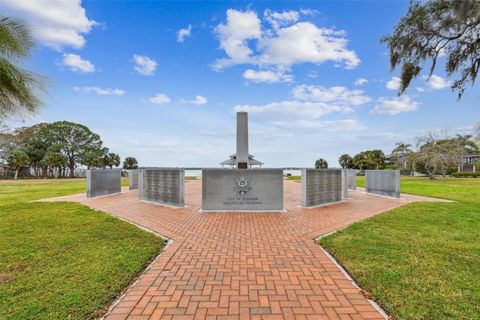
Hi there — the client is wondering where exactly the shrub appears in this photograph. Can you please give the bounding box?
[452,172,480,178]
[400,168,413,176]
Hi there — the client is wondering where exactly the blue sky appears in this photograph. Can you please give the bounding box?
[4,1,479,167]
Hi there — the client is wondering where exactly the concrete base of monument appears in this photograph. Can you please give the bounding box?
[199,208,287,213]
[364,190,400,199]
[140,199,185,209]
[87,191,122,199]
[300,200,345,209]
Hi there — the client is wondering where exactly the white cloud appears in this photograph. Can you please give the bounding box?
[371,96,419,115]
[416,87,425,92]
[264,9,299,30]
[292,85,371,106]
[213,9,359,72]
[233,100,365,133]
[61,53,95,73]
[73,86,125,96]
[187,95,208,105]
[271,119,365,131]
[258,22,359,69]
[177,24,192,43]
[3,0,96,50]
[386,76,401,90]
[243,69,292,83]
[133,54,158,76]
[354,78,368,86]
[299,9,320,16]
[231,83,369,135]
[425,75,451,90]
[213,9,262,70]
[234,100,345,120]
[148,93,171,104]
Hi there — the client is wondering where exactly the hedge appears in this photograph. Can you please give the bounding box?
[452,172,480,178]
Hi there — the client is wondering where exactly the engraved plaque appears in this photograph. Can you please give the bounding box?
[365,170,400,198]
[128,170,139,190]
[301,169,343,207]
[86,169,122,198]
[202,169,283,211]
[140,168,184,207]
[347,169,357,190]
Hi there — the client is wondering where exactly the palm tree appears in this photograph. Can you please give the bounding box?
[338,154,352,169]
[0,16,46,120]
[392,142,413,155]
[314,158,328,169]
[392,142,413,169]
[456,134,479,153]
[367,150,385,170]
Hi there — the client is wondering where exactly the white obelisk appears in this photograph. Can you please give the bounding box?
[236,112,249,169]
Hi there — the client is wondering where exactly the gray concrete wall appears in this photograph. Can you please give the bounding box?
[365,170,400,198]
[202,169,283,211]
[86,169,121,198]
[301,169,343,207]
[128,170,139,190]
[139,168,185,207]
[347,169,357,190]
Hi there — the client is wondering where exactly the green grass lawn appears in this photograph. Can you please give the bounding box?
[285,175,301,181]
[319,177,480,320]
[0,178,164,320]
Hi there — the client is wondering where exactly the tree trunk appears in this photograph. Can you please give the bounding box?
[14,169,19,180]
[69,158,75,177]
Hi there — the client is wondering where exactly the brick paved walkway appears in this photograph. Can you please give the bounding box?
[44,180,445,320]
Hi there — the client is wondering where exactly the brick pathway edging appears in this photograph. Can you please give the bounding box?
[314,238,389,320]
[43,180,446,320]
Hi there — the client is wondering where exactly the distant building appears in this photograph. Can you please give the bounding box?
[461,153,480,172]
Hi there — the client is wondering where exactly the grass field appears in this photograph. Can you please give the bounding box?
[0,178,164,320]
[319,177,480,320]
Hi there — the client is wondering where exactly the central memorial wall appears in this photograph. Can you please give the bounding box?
[301,169,343,207]
[139,168,185,207]
[202,169,283,211]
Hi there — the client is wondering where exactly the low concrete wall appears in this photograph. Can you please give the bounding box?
[365,170,400,198]
[86,169,121,198]
[202,169,283,211]
[128,170,139,190]
[139,168,184,207]
[347,169,357,190]
[301,169,343,207]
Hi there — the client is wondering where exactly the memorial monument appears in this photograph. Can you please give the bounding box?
[203,112,282,211]
[221,112,263,169]
[139,168,185,207]
[86,169,121,198]
[365,170,400,198]
[301,169,344,207]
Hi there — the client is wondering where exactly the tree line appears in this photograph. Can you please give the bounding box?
[0,121,138,179]
[315,128,480,179]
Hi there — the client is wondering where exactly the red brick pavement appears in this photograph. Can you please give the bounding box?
[44,180,446,320]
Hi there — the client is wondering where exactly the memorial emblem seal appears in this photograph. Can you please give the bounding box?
[234,176,251,196]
